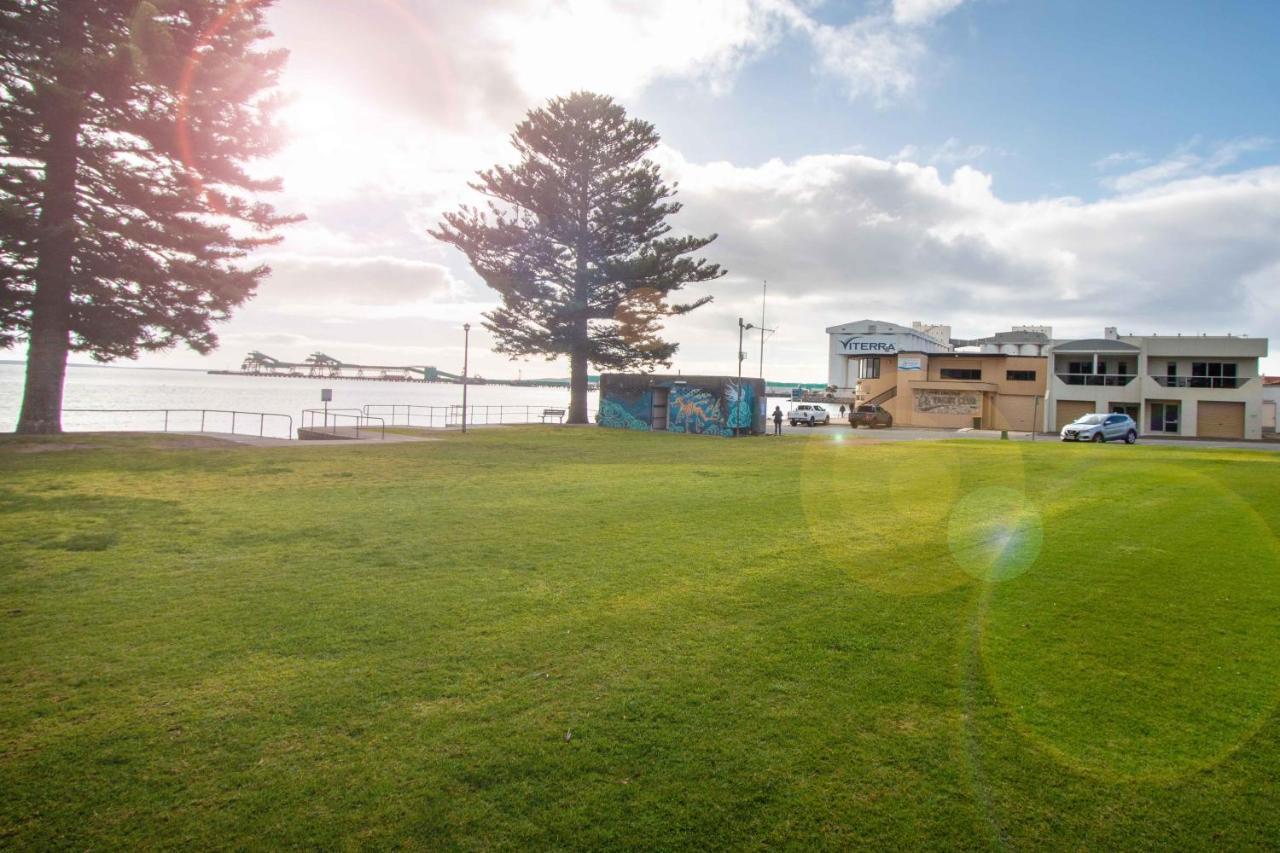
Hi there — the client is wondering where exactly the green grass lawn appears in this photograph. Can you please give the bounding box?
[2,428,1279,849]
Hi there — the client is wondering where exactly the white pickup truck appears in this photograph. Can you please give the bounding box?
[788,403,831,426]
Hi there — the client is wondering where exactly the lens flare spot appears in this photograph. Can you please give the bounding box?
[948,486,1043,582]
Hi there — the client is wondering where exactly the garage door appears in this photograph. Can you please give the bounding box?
[1055,400,1093,429]
[1197,401,1245,439]
[995,395,1038,432]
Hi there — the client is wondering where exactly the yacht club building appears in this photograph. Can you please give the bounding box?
[826,319,1270,439]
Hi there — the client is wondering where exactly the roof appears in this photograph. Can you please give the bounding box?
[952,330,1052,346]
[1049,338,1140,353]
[1264,376,1280,386]
[823,318,916,335]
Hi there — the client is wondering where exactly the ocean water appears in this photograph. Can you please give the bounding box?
[0,363,595,439]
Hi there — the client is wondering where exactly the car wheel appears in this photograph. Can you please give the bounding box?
[790,420,797,427]
[1092,433,1104,443]
[1125,430,1137,444]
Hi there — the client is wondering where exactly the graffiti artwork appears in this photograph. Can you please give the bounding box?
[668,386,727,435]
[598,389,652,430]
[915,389,981,414]
[597,374,766,436]
[724,380,756,430]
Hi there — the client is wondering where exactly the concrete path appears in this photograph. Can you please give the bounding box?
[173,431,435,447]
[769,422,1280,450]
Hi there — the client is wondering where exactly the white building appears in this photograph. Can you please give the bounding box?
[1262,377,1278,434]
[1045,329,1270,439]
[826,319,952,395]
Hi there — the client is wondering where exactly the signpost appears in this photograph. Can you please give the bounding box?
[321,388,332,425]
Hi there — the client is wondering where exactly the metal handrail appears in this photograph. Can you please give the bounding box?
[1055,373,1137,386]
[361,403,568,427]
[1150,375,1249,389]
[300,409,386,439]
[61,408,293,438]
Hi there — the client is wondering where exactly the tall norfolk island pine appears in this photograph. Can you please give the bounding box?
[432,92,725,425]
[1,0,298,433]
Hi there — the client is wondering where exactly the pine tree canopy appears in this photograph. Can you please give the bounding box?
[0,0,299,362]
[431,91,725,422]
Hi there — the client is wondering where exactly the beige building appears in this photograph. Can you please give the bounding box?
[827,319,1047,431]
[1046,329,1269,439]
[828,319,1271,438]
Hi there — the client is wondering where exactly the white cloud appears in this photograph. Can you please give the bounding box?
[893,0,969,26]
[806,15,927,104]
[252,255,463,315]
[1102,137,1272,193]
[642,148,1280,378]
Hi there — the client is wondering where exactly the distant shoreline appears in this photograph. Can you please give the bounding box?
[1,360,214,374]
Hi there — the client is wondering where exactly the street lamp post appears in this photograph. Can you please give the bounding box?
[737,317,755,434]
[461,323,471,434]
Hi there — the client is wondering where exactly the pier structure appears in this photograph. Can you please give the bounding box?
[217,351,588,388]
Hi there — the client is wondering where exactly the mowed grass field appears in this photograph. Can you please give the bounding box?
[2,428,1279,849]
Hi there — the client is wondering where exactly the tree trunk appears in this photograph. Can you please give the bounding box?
[15,10,84,435]
[567,338,589,424]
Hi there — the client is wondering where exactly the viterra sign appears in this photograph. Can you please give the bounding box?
[838,335,899,354]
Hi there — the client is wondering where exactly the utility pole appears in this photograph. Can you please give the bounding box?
[757,280,775,380]
[461,322,471,434]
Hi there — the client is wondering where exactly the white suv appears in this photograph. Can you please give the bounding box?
[1061,413,1138,444]
[788,404,830,426]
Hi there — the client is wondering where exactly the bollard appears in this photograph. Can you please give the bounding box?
[1001,430,1009,440]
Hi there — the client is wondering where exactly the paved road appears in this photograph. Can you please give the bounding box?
[769,422,1280,451]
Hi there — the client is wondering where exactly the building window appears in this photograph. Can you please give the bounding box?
[941,368,982,380]
[1191,361,1239,388]
[1068,361,1092,375]
[856,357,880,380]
[1006,370,1036,381]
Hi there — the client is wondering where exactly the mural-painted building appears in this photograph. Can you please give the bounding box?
[597,374,766,436]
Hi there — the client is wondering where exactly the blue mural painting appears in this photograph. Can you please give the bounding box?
[599,391,652,430]
[668,386,728,435]
[597,374,766,436]
[724,380,756,430]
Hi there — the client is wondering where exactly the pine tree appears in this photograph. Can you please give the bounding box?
[0,0,299,433]
[431,92,725,424]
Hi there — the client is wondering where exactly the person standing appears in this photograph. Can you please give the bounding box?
[772,405,783,436]
[839,404,846,419]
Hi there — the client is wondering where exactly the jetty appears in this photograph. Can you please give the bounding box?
[209,351,591,389]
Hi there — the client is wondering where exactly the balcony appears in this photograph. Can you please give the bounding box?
[1150,376,1249,389]
[1055,373,1137,387]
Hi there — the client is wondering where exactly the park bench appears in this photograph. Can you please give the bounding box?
[541,408,566,424]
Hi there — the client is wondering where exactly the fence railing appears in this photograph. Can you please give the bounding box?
[361,404,567,428]
[1150,375,1248,389]
[300,409,386,440]
[1055,373,1137,387]
[61,408,293,439]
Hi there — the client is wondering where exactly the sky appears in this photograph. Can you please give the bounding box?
[40,0,1280,379]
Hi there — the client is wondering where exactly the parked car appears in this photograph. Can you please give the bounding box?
[1061,413,1137,444]
[788,403,830,426]
[849,404,893,429]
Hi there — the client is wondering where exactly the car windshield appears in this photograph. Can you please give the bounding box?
[1075,414,1106,425]
[858,406,876,412]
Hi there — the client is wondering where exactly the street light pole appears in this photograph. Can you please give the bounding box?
[461,323,471,434]
[738,317,754,434]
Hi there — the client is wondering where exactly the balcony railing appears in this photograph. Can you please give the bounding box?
[1055,373,1137,387]
[1150,376,1249,389]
